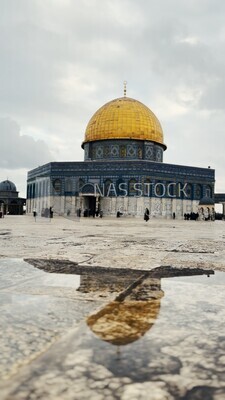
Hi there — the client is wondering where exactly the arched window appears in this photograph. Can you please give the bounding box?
[78,179,85,191]
[144,178,151,196]
[176,182,183,198]
[120,146,126,158]
[116,178,126,196]
[167,182,175,198]
[138,146,143,159]
[155,181,164,197]
[129,179,137,196]
[184,183,192,200]
[104,146,110,158]
[65,179,72,193]
[195,184,202,200]
[53,179,62,194]
[104,179,113,196]
[206,185,212,198]
[81,183,95,194]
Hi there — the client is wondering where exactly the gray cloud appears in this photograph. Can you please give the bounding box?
[0,117,52,169]
[0,0,225,192]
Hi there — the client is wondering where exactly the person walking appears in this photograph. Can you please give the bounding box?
[144,208,150,222]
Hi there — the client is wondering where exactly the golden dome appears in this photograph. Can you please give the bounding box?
[82,97,166,148]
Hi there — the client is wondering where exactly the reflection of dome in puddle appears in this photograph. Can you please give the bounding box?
[87,279,164,346]
[86,270,214,351]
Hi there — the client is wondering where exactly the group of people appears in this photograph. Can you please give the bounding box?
[81,208,103,218]
[143,209,201,221]
[184,212,199,221]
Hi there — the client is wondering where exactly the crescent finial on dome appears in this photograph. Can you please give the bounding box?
[123,81,127,97]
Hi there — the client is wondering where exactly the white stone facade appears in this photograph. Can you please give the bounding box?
[26,195,200,219]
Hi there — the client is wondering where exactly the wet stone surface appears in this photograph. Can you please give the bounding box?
[0,258,225,399]
[1,216,225,271]
[0,259,114,381]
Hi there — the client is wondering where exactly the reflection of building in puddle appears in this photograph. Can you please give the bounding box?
[87,278,164,346]
[86,269,214,346]
[77,271,142,295]
[121,277,164,301]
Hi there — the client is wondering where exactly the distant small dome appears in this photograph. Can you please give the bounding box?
[199,196,214,206]
[0,180,17,192]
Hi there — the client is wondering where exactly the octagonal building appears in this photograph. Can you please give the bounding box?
[26,91,215,219]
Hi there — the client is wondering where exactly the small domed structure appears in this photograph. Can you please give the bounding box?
[0,180,17,192]
[0,180,25,216]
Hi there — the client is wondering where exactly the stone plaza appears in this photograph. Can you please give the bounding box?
[1,215,225,399]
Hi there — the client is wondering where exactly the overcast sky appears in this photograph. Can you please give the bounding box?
[1,0,225,198]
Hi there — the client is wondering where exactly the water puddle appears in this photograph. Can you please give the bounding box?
[79,271,225,398]
[1,259,225,398]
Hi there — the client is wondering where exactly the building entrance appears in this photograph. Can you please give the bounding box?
[83,196,97,217]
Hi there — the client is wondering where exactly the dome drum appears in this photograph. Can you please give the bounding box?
[84,139,164,162]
